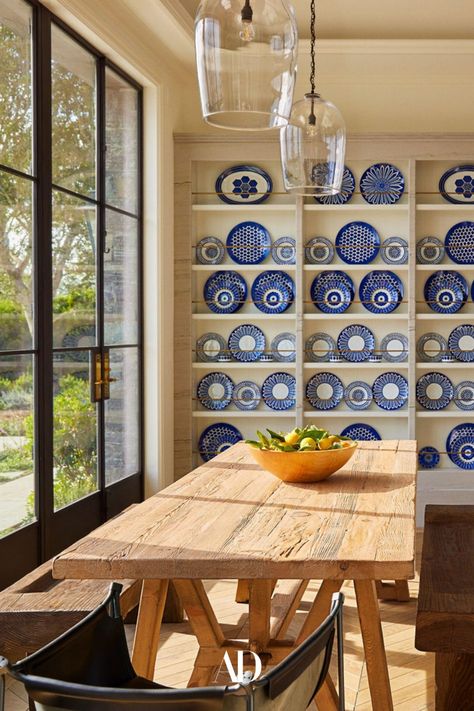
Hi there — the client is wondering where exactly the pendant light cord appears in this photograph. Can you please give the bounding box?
[310,0,316,94]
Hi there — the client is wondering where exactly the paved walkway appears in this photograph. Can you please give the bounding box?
[0,474,34,532]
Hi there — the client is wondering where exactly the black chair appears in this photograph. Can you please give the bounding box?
[0,582,344,711]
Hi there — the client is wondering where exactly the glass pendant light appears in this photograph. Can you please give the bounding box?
[280,0,345,194]
[195,1,298,131]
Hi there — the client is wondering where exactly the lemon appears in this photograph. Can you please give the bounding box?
[284,429,300,445]
[299,437,317,450]
[318,437,333,450]
[342,440,352,448]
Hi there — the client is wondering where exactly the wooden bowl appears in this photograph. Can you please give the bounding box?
[247,442,358,483]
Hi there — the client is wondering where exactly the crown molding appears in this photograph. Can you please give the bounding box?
[174,131,474,144]
[300,38,474,55]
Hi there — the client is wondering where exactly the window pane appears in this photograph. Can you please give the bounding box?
[105,348,139,485]
[52,25,96,198]
[0,354,35,538]
[105,68,138,214]
[0,172,33,350]
[104,210,138,345]
[0,0,33,175]
[52,190,97,349]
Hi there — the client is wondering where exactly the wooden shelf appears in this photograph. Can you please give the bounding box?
[416,313,474,320]
[193,264,296,272]
[304,362,409,369]
[192,204,295,212]
[193,362,296,369]
[304,264,409,272]
[193,313,295,320]
[192,411,295,418]
[416,362,470,369]
[416,264,474,271]
[303,410,408,418]
[304,312,408,320]
[304,203,409,212]
[416,410,472,418]
[416,203,474,211]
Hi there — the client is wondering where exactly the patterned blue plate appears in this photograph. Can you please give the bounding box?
[454,381,474,411]
[380,333,408,363]
[272,237,296,265]
[360,163,405,205]
[445,221,474,264]
[310,270,354,314]
[271,333,296,362]
[423,270,468,314]
[344,381,372,411]
[215,165,272,205]
[337,324,375,363]
[418,446,440,469]
[447,422,474,449]
[439,165,474,205]
[340,423,381,441]
[416,371,453,410]
[251,271,294,314]
[448,436,474,469]
[198,423,243,462]
[335,221,380,265]
[262,372,296,411]
[197,372,234,410]
[228,324,266,362]
[233,381,261,411]
[416,333,447,363]
[196,236,225,265]
[381,237,409,265]
[226,221,271,264]
[306,372,344,410]
[372,372,408,411]
[315,165,356,205]
[196,332,227,362]
[305,237,334,265]
[448,324,474,362]
[359,270,404,314]
[204,271,247,314]
[305,333,336,362]
[416,237,444,265]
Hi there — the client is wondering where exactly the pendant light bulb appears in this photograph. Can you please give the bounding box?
[239,0,255,42]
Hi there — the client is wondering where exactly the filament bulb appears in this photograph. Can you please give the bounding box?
[239,18,255,42]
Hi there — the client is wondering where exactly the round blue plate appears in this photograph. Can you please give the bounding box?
[204,271,247,314]
[216,165,272,205]
[198,423,243,462]
[305,237,334,265]
[372,372,408,411]
[226,221,271,264]
[439,164,474,205]
[340,423,381,441]
[381,237,408,265]
[335,221,380,265]
[306,372,344,410]
[196,332,227,362]
[233,381,261,411]
[228,324,266,362]
[344,381,372,411]
[310,270,355,314]
[447,423,474,469]
[305,333,336,362]
[262,372,296,411]
[416,333,447,363]
[454,381,474,411]
[423,270,468,314]
[337,324,375,363]
[196,236,225,265]
[360,163,405,204]
[359,270,404,314]
[251,271,294,314]
[447,423,474,449]
[272,237,296,265]
[380,333,408,363]
[418,446,440,469]
[315,165,356,205]
[448,324,474,363]
[416,371,453,410]
[271,333,296,362]
[445,221,474,264]
[416,236,444,265]
[197,372,234,410]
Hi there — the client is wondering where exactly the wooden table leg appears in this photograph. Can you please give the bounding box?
[235,579,250,604]
[132,579,169,679]
[435,651,474,711]
[354,579,393,711]
[375,579,410,602]
[248,579,273,653]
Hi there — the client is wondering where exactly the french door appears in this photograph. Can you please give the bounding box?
[0,0,143,588]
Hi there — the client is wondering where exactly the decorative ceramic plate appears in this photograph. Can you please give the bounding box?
[196,236,225,265]
[372,372,408,411]
[197,372,234,410]
[272,236,296,265]
[454,381,474,411]
[198,423,243,462]
[380,333,408,363]
[344,381,372,411]
[368,354,382,363]
[196,332,227,362]
[259,353,274,362]
[439,164,474,205]
[204,270,247,314]
[418,446,440,469]
[305,237,334,265]
[416,371,453,410]
[217,353,232,363]
[423,270,468,314]
[359,270,404,314]
[306,372,344,410]
[360,163,405,204]
[315,166,356,205]
[447,422,474,448]
[310,270,355,314]
[215,165,272,205]
[262,372,296,411]
[448,324,474,363]
[228,324,266,362]
[226,221,271,265]
[271,332,296,362]
[337,324,375,362]
[305,333,336,362]
[335,221,380,265]
[416,236,444,265]
[444,221,474,264]
[416,332,448,363]
[447,423,474,469]
[251,271,294,314]
[381,237,409,265]
[340,423,381,441]
[233,381,261,411]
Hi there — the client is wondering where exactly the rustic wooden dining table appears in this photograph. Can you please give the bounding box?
[53,439,417,711]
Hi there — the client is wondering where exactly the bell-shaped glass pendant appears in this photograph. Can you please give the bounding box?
[195,0,298,131]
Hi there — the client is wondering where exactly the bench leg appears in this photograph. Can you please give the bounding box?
[435,652,474,711]
[375,579,410,602]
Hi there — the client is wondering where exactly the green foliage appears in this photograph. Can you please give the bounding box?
[0,446,32,473]
[53,286,95,314]
[0,372,33,410]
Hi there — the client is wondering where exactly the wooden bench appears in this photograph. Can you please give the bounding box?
[415,504,474,711]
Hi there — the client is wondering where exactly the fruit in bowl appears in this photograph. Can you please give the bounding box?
[245,425,357,483]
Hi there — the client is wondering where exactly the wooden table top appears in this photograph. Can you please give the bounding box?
[53,440,417,582]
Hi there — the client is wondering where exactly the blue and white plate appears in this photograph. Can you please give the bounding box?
[310,270,355,314]
[439,165,474,205]
[423,270,468,314]
[381,333,408,363]
[197,372,234,410]
[306,372,344,410]
[262,372,296,411]
[344,381,372,411]
[335,221,380,264]
[259,353,274,362]
[251,271,294,314]
[448,324,474,363]
[204,270,247,314]
[196,236,225,265]
[372,372,408,411]
[226,221,271,265]
[360,163,405,205]
[416,372,453,410]
[305,237,334,265]
[215,165,272,205]
[381,237,408,265]
[359,270,404,314]
[271,333,296,362]
[198,423,243,462]
[233,381,261,411]
[416,237,444,265]
[228,324,266,362]
[315,165,356,205]
[416,333,447,363]
[196,332,227,362]
[447,423,474,469]
[418,446,440,469]
[272,237,296,265]
[444,221,474,264]
[447,422,474,448]
[337,324,375,363]
[305,333,336,362]
[454,381,474,411]
[340,423,381,441]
